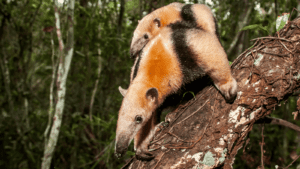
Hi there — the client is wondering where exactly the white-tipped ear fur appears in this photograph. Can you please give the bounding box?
[153,18,161,28]
[145,88,158,102]
[118,86,128,97]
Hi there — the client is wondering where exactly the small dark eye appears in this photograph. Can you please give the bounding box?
[144,34,149,39]
[135,115,143,124]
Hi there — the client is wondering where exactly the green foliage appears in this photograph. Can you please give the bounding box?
[240,24,269,35]
[276,13,290,31]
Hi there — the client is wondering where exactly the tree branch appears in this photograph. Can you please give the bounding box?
[255,116,300,132]
[124,17,300,169]
[43,32,58,151]
[29,0,42,27]
[89,50,102,121]
[117,0,125,36]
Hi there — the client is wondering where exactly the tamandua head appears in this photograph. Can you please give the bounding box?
[115,87,159,158]
[130,17,161,59]
[130,2,183,59]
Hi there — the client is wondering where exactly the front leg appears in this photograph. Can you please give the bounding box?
[134,112,159,160]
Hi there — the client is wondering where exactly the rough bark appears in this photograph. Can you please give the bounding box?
[122,17,300,169]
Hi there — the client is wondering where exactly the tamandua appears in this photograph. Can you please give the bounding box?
[115,4,237,160]
[130,2,218,60]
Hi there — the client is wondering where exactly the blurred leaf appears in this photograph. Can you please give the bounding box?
[126,151,135,156]
[240,24,269,34]
[276,13,290,31]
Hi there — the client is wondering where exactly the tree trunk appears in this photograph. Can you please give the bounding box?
[122,17,300,169]
[117,0,125,36]
[41,0,75,168]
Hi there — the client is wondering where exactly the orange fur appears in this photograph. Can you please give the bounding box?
[115,29,183,159]
[136,32,183,102]
[130,2,183,80]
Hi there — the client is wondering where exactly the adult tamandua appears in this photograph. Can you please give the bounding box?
[115,25,237,160]
[115,4,237,159]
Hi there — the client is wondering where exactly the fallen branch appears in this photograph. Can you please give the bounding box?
[255,116,300,132]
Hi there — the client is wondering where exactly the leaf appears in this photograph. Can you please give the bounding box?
[240,24,269,34]
[25,149,36,163]
[126,151,135,156]
[276,13,290,31]
[240,24,260,31]
[77,5,91,17]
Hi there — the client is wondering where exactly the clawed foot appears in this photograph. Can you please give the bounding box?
[136,149,154,160]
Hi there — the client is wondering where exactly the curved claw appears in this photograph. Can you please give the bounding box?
[136,150,154,161]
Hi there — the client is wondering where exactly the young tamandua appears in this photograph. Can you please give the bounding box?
[115,4,238,160]
[130,2,218,60]
[120,3,221,93]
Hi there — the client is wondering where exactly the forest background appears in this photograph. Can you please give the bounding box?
[0,0,300,168]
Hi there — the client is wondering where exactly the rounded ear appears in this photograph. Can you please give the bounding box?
[145,88,158,102]
[118,86,128,97]
[153,18,161,28]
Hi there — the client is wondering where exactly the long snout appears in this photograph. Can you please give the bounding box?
[130,45,140,59]
[115,122,137,158]
[130,38,148,59]
[114,135,131,158]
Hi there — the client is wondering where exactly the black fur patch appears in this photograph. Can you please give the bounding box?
[168,4,210,83]
[181,4,198,28]
[169,22,205,84]
[132,51,143,81]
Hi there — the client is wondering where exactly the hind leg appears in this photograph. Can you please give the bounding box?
[186,29,238,102]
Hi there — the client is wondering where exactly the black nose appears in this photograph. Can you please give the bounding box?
[115,144,128,158]
[130,49,136,59]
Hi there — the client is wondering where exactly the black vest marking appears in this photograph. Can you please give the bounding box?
[169,23,205,84]
[181,4,198,28]
[132,51,143,81]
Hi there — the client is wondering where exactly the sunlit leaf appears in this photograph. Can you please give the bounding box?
[276,13,290,31]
